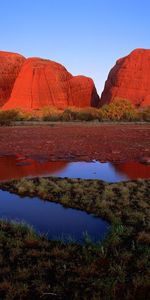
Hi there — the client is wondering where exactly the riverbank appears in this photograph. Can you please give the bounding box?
[0,177,150,299]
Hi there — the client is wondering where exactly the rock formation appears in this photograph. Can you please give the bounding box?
[3,57,99,110]
[0,51,25,106]
[101,49,150,107]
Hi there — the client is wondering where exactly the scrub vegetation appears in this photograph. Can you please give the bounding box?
[0,100,150,125]
[0,177,150,299]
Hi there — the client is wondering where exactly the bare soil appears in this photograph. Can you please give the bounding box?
[0,123,150,162]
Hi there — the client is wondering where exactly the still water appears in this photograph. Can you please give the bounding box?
[1,155,149,242]
[0,155,150,182]
[0,190,109,243]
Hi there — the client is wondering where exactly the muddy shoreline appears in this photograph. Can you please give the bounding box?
[0,123,150,162]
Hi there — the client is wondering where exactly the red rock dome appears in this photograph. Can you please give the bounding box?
[101,49,150,107]
[0,51,25,106]
[3,57,99,110]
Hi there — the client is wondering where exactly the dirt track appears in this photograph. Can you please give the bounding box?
[0,123,150,162]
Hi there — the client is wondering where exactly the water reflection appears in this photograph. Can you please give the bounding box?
[0,155,150,182]
[0,155,67,181]
[0,190,109,243]
[112,162,150,180]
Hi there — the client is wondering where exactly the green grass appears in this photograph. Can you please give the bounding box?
[0,177,150,299]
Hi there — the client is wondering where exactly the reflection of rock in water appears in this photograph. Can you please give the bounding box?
[0,155,68,181]
[112,162,150,179]
[1,157,150,182]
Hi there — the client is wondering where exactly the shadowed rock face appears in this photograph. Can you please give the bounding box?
[101,49,150,107]
[3,57,99,110]
[0,51,25,106]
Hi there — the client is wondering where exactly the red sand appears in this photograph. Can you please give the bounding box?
[0,124,149,162]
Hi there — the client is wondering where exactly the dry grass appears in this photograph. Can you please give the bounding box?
[0,177,150,299]
[1,101,150,125]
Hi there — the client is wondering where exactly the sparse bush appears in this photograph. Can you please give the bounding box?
[60,108,78,121]
[1,101,150,124]
[37,178,50,197]
[15,178,35,194]
[101,99,139,121]
[42,106,62,121]
[0,109,22,126]
[0,109,41,125]
[140,106,150,121]
[60,107,104,122]
[75,107,103,121]
[19,110,40,121]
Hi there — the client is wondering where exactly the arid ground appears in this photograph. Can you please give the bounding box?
[0,123,150,162]
[0,123,150,300]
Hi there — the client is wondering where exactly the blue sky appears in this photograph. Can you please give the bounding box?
[0,0,150,94]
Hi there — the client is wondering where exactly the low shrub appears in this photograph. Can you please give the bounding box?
[41,106,62,121]
[61,107,103,121]
[0,109,22,126]
[1,100,150,124]
[75,107,103,121]
[140,106,150,121]
[60,107,78,121]
[0,109,40,125]
[19,110,40,121]
[15,178,35,194]
[101,99,139,121]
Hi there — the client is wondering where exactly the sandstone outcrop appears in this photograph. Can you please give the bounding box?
[0,51,25,106]
[101,49,150,107]
[3,57,99,110]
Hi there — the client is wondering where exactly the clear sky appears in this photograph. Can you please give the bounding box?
[0,0,150,95]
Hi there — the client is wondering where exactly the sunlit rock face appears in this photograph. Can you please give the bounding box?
[3,57,99,110]
[0,51,25,106]
[101,49,150,107]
